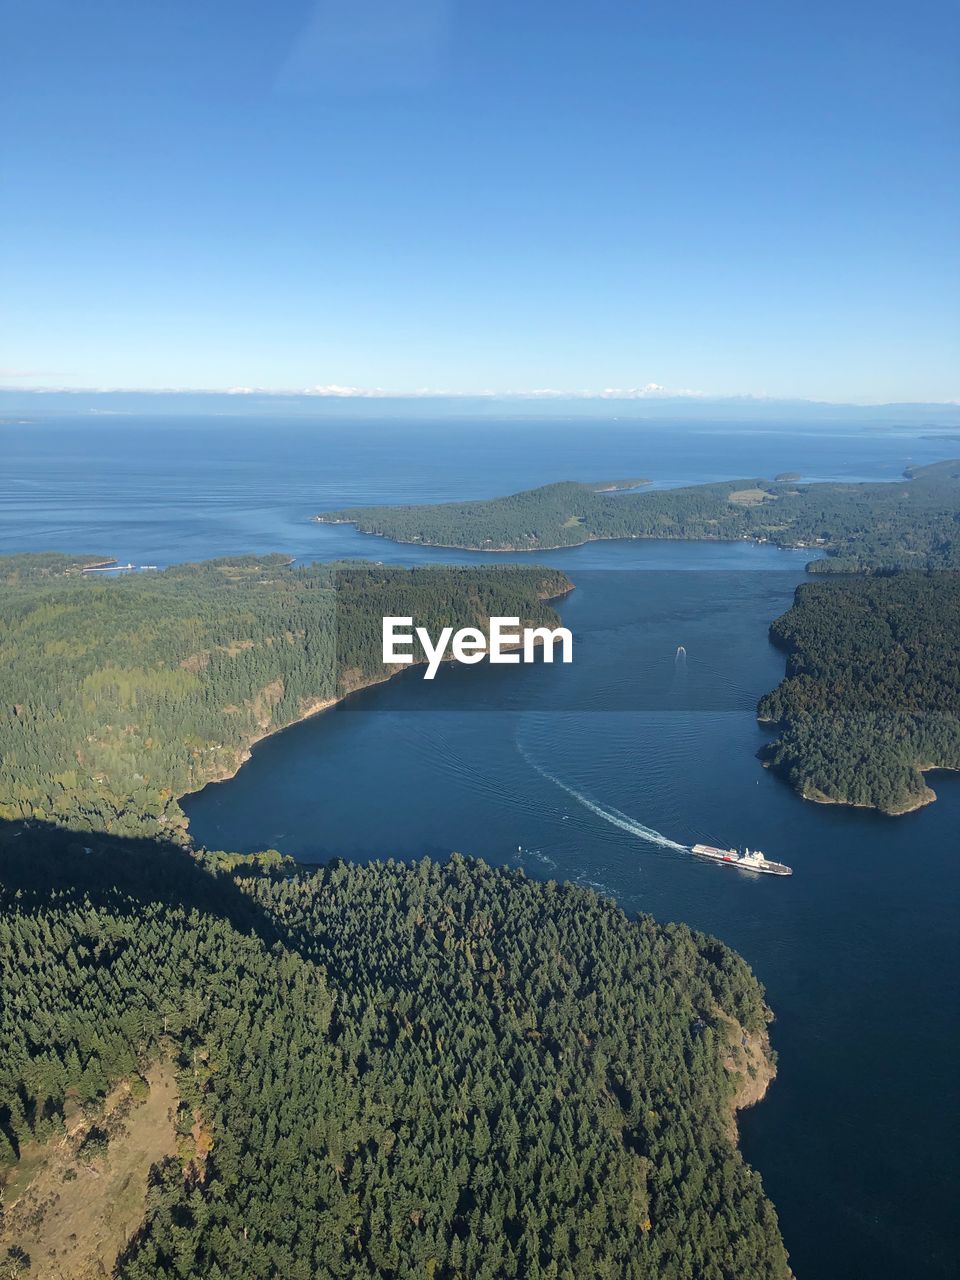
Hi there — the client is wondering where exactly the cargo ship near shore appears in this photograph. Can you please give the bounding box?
[691,843,792,876]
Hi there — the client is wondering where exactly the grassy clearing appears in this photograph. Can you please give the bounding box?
[728,488,776,506]
[0,1063,178,1279]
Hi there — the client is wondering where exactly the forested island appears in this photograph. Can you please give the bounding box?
[758,572,960,813]
[1,832,790,1279]
[0,555,570,840]
[316,460,960,570]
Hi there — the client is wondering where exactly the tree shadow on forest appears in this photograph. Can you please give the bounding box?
[0,817,299,957]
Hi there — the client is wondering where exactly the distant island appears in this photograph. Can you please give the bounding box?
[774,471,801,482]
[758,572,960,814]
[316,460,960,570]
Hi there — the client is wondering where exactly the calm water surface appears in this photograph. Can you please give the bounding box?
[3,416,958,1280]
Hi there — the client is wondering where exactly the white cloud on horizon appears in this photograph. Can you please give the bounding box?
[521,384,709,400]
[2,383,957,406]
[223,382,712,400]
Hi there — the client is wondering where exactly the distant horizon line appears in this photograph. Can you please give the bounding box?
[1,385,958,409]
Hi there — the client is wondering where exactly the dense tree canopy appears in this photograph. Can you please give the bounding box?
[0,553,108,584]
[318,460,960,570]
[0,557,569,840]
[758,571,960,812]
[0,835,789,1280]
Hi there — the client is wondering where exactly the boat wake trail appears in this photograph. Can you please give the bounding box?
[517,742,690,853]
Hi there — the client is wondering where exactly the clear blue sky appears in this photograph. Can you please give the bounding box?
[1,0,957,402]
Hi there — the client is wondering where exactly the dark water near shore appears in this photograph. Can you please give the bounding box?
[3,415,959,1279]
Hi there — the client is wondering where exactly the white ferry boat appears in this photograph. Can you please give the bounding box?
[691,843,792,876]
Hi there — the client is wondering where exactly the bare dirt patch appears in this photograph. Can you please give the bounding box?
[717,1011,777,1142]
[0,1063,178,1280]
[728,488,776,506]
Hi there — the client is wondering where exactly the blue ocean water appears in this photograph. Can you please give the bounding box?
[3,414,959,1280]
[2,413,955,566]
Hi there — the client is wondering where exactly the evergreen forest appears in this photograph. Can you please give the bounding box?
[0,556,570,840]
[317,460,960,570]
[757,572,960,812]
[0,832,790,1280]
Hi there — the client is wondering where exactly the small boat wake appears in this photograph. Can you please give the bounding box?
[517,742,689,853]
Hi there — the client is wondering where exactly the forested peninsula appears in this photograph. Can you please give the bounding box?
[757,572,960,814]
[0,555,571,840]
[316,460,960,570]
[0,833,790,1280]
